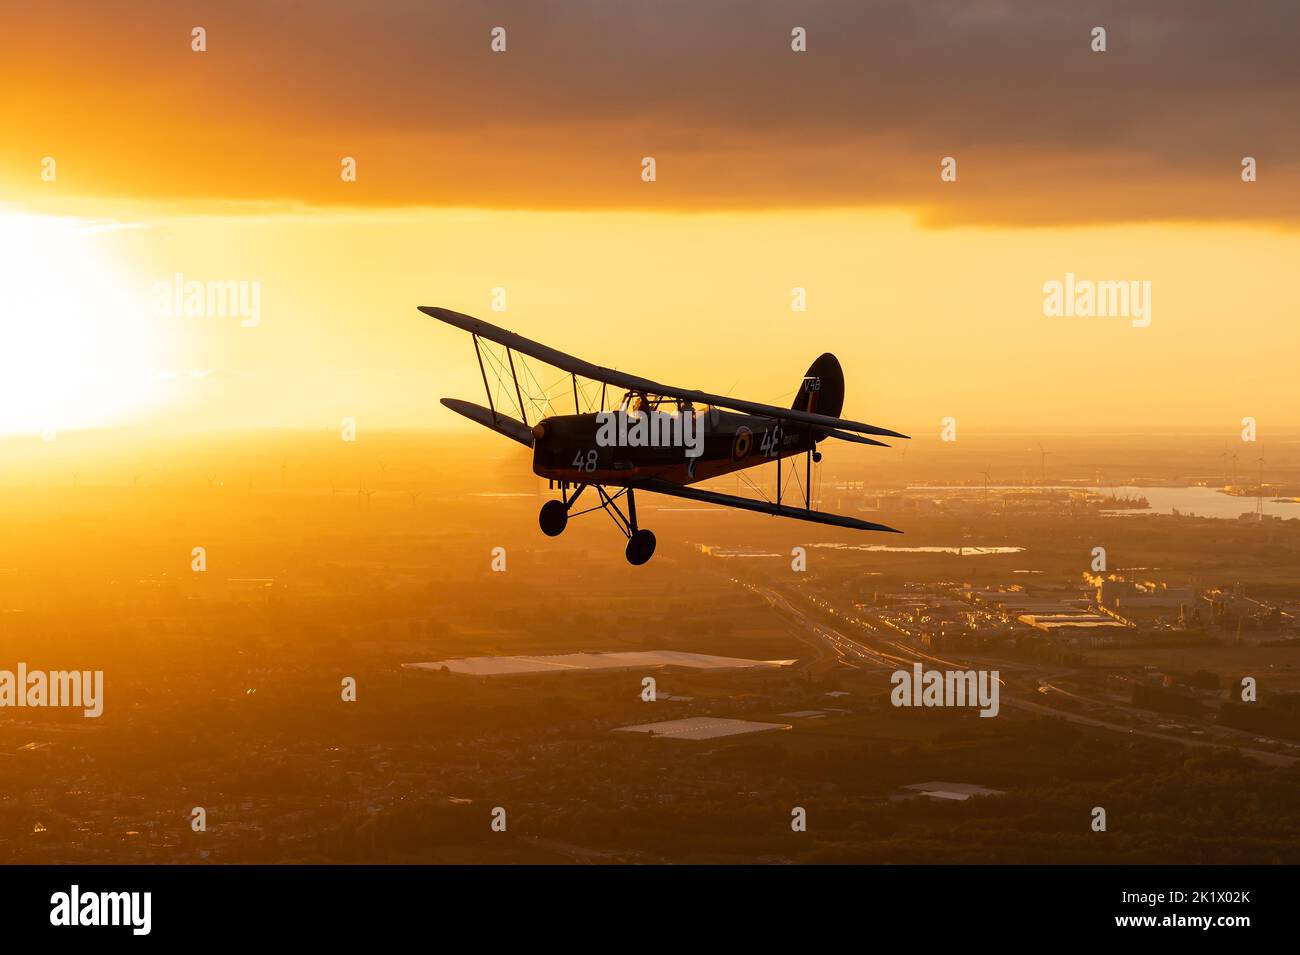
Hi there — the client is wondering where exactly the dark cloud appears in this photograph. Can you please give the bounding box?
[3,0,1298,223]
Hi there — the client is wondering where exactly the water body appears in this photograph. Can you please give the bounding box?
[907,484,1298,521]
[1090,485,1298,520]
[810,543,1024,555]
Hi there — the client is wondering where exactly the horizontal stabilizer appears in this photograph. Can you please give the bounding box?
[821,428,890,448]
[632,477,901,533]
[441,398,534,447]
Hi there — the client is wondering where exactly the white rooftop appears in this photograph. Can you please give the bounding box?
[904,781,1006,801]
[615,717,792,741]
[403,650,795,677]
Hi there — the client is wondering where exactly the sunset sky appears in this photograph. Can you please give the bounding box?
[2,0,1299,439]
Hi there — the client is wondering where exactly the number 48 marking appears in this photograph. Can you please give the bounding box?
[573,449,598,472]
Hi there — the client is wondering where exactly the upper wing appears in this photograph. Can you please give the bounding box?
[632,476,902,533]
[420,306,909,440]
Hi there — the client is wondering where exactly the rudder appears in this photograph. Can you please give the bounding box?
[792,353,844,419]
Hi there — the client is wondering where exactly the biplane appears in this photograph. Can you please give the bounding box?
[422,306,909,564]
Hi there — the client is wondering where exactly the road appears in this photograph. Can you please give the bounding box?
[744,579,1297,767]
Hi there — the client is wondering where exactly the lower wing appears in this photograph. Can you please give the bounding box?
[631,476,901,533]
[441,398,533,446]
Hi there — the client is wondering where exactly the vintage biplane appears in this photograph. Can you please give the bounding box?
[422,306,909,564]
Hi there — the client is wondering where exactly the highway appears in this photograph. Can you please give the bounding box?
[743,579,1297,767]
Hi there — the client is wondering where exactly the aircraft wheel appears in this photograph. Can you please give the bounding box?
[539,499,568,537]
[625,529,656,565]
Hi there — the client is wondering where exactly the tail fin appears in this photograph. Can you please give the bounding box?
[792,353,844,419]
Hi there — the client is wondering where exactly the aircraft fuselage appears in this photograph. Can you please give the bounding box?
[530,408,819,487]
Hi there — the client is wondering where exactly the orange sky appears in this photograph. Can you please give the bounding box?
[2,1,1299,438]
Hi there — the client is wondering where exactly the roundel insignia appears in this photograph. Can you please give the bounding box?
[732,426,753,461]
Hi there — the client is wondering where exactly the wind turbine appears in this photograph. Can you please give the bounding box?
[1256,456,1266,519]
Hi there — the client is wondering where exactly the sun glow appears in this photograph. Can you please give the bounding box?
[0,209,161,435]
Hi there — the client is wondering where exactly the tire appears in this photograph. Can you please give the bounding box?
[539,499,568,537]
[625,529,656,565]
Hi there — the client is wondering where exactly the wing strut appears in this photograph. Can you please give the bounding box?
[505,348,528,428]
[776,431,782,508]
[472,335,497,426]
[806,447,812,511]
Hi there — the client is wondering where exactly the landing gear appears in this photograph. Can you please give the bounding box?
[540,483,587,536]
[540,482,656,564]
[619,489,655,565]
[625,529,657,565]
[539,499,568,536]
